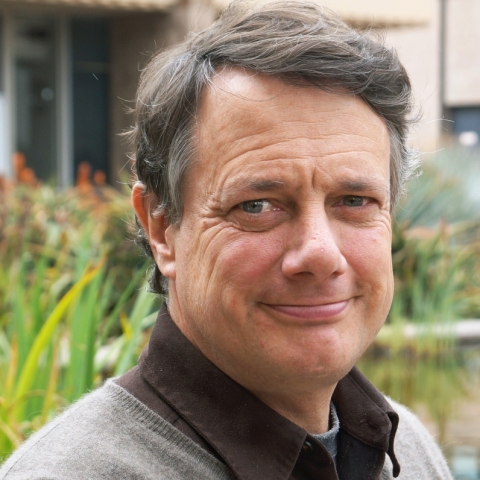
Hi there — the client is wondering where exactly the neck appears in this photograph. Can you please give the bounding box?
[250,386,336,434]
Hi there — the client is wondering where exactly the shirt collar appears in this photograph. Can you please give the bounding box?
[139,305,400,480]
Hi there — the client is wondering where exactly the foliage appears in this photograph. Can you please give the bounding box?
[396,147,480,228]
[390,148,480,325]
[0,181,161,460]
[390,221,480,325]
[0,182,146,316]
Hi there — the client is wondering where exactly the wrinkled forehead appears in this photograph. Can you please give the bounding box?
[197,67,342,118]
[194,67,390,170]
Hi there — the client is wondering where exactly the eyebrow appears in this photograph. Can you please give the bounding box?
[233,177,389,196]
[338,179,389,195]
[247,180,286,192]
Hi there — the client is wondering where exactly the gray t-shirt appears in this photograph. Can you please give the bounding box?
[311,402,340,461]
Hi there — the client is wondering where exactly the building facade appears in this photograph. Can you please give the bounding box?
[0,0,216,185]
[5,0,471,186]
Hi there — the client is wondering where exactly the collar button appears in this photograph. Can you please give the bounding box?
[301,440,314,455]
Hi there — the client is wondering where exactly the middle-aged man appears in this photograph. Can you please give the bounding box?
[1,2,454,479]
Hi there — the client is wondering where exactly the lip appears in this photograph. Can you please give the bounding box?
[263,300,350,322]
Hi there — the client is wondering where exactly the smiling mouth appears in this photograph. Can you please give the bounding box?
[263,300,350,321]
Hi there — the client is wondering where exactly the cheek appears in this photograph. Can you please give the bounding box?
[206,230,285,294]
[341,225,393,292]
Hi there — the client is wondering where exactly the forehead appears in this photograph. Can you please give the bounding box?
[193,68,390,191]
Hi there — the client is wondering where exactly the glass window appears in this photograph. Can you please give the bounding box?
[0,16,8,178]
[14,17,57,182]
[72,18,109,183]
[451,106,480,147]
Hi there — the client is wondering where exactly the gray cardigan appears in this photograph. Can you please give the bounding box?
[0,381,453,479]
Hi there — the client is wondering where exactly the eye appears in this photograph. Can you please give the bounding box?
[241,200,271,214]
[229,198,287,231]
[342,196,365,207]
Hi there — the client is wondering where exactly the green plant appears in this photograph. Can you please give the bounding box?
[389,148,480,328]
[390,221,480,326]
[0,181,161,460]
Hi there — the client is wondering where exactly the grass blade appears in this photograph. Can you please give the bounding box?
[13,264,102,417]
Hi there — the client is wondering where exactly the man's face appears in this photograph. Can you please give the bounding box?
[161,69,393,398]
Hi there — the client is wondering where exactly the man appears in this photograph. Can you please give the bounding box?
[1,2,453,479]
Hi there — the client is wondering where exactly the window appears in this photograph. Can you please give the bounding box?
[14,16,57,182]
[450,106,480,147]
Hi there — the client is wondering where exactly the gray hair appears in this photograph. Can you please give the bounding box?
[129,0,418,295]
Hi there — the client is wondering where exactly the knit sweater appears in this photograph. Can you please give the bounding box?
[0,381,453,480]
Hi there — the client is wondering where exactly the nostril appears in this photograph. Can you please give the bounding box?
[281,239,346,280]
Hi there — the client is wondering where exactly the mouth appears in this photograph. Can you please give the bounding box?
[262,299,350,322]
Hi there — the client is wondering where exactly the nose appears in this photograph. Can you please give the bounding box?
[281,209,347,280]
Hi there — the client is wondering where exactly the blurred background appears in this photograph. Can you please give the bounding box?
[0,0,480,478]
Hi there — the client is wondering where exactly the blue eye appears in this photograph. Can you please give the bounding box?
[242,200,267,214]
[342,196,364,207]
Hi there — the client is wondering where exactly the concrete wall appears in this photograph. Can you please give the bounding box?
[383,0,480,150]
[444,0,480,107]
[384,0,442,153]
[109,3,216,184]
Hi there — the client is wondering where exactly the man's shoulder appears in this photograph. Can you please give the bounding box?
[381,397,453,480]
[0,381,233,480]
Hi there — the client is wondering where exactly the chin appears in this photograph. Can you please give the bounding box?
[270,344,359,386]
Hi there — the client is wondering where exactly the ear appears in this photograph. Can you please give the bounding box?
[131,182,177,280]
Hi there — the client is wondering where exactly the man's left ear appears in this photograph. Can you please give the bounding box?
[131,182,177,280]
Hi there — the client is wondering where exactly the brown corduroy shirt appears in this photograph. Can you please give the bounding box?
[116,305,401,480]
